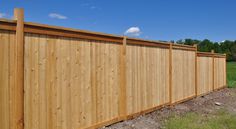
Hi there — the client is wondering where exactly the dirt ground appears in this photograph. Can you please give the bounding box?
[102,88,236,129]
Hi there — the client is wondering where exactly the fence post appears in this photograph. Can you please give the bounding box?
[169,43,173,105]
[10,8,24,129]
[119,36,127,120]
[211,50,215,91]
[194,44,198,96]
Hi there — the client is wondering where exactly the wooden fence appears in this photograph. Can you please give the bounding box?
[0,8,227,129]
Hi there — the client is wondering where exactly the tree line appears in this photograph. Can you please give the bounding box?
[173,39,236,62]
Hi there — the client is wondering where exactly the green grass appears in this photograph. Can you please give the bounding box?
[227,62,236,88]
[163,110,236,129]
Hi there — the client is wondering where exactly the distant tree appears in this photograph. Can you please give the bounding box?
[198,39,214,52]
[231,41,236,61]
[213,43,221,53]
[174,38,236,61]
[170,40,175,43]
[176,39,184,44]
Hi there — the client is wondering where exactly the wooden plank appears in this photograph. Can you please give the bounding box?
[212,50,215,90]
[119,37,127,119]
[126,103,169,119]
[169,43,173,105]
[0,22,16,31]
[194,44,198,96]
[38,35,47,129]
[10,8,24,129]
[0,30,10,129]
[31,34,40,129]
[171,95,196,105]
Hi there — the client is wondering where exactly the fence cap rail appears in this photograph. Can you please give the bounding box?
[197,52,226,58]
[0,18,197,49]
[0,18,226,54]
[0,18,17,23]
[0,19,17,31]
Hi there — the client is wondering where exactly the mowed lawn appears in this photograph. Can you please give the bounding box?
[227,62,236,88]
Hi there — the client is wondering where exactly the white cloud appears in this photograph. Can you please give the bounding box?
[0,13,6,18]
[124,27,141,36]
[49,13,67,20]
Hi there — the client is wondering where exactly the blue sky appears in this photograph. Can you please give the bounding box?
[1,0,235,42]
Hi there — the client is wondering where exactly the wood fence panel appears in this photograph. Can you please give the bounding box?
[0,30,14,129]
[0,16,228,129]
[214,57,227,90]
[197,56,213,95]
[126,45,170,115]
[172,49,196,103]
[24,33,121,129]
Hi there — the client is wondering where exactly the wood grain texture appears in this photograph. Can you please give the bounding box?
[172,49,196,103]
[214,57,227,90]
[0,19,227,129]
[0,30,11,129]
[24,34,121,129]
[10,8,24,129]
[197,57,213,95]
[126,45,170,115]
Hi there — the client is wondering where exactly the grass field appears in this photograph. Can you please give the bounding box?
[163,110,236,129]
[227,62,236,88]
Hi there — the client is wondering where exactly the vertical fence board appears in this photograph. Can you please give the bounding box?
[0,30,10,129]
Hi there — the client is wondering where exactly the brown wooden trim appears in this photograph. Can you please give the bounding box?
[1,19,206,51]
[24,24,123,43]
[172,43,196,48]
[172,46,196,51]
[25,22,172,48]
[197,91,213,97]
[0,19,17,31]
[127,103,169,119]
[0,18,17,23]
[214,86,227,91]
[10,8,24,129]
[25,21,123,38]
[197,52,226,58]
[126,39,170,48]
[197,54,226,58]
[171,95,196,105]
[84,117,121,129]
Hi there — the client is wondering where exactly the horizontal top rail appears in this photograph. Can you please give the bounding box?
[0,19,17,31]
[0,18,224,54]
[172,44,196,51]
[0,18,198,49]
[197,52,226,58]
